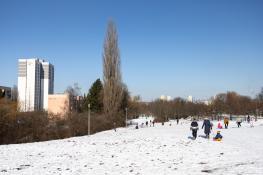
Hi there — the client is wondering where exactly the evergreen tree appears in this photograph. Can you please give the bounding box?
[84,79,103,113]
[120,84,129,113]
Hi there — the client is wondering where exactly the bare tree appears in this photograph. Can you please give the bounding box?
[65,83,82,112]
[11,85,18,101]
[103,20,123,122]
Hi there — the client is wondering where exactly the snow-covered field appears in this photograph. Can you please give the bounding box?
[1,119,263,175]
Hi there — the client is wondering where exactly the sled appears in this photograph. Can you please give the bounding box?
[213,138,222,141]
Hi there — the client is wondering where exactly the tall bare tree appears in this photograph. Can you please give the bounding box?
[103,20,123,122]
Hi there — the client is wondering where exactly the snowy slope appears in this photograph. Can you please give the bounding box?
[1,119,263,175]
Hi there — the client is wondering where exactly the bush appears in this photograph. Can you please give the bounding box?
[0,99,117,144]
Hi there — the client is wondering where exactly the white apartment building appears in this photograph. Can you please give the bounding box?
[18,58,54,112]
[160,95,172,101]
[40,60,54,110]
[187,95,193,103]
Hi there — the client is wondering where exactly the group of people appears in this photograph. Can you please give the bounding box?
[235,115,256,128]
[135,120,155,129]
[190,115,255,141]
[190,118,222,141]
[130,115,255,142]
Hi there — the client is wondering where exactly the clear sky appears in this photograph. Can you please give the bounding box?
[1,0,263,101]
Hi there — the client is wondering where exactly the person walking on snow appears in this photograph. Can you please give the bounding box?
[202,118,212,139]
[250,117,254,127]
[217,122,223,129]
[236,118,242,128]
[224,117,229,129]
[190,118,199,139]
[176,116,179,125]
[247,115,251,123]
[113,122,117,132]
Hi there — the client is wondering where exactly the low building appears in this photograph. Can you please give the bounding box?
[48,94,70,117]
[0,86,11,99]
[48,93,83,117]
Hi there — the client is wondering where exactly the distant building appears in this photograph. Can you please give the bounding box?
[160,95,172,101]
[131,95,141,102]
[187,95,193,103]
[195,99,211,105]
[0,86,11,99]
[18,58,54,112]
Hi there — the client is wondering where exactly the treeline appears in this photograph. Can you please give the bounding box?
[146,89,263,122]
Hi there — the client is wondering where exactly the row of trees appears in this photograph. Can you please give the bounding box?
[145,89,263,122]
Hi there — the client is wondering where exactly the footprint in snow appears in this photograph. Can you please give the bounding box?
[199,162,207,165]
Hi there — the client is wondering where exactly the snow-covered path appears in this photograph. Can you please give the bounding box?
[1,120,263,175]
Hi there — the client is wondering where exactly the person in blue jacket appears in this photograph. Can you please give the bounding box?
[202,118,212,139]
[213,131,223,141]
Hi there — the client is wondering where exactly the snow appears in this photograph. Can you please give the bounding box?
[127,116,154,126]
[1,119,263,175]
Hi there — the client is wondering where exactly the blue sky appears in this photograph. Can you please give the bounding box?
[0,0,263,101]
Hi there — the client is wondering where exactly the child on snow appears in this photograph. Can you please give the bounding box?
[217,122,223,129]
[213,131,223,141]
[250,117,254,127]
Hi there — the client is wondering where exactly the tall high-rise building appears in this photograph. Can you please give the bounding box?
[18,58,54,112]
[40,60,54,110]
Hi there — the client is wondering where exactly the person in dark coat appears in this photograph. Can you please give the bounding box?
[113,122,117,132]
[190,118,199,139]
[236,118,242,128]
[202,118,212,139]
[176,116,179,125]
[247,115,250,123]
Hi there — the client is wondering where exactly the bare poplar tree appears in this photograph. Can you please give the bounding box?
[103,20,123,122]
